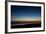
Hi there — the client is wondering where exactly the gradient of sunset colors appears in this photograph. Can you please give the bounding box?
[11,5,41,21]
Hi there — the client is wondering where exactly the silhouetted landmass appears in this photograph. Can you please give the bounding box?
[11,21,41,29]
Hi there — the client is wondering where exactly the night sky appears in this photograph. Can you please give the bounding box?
[11,5,41,21]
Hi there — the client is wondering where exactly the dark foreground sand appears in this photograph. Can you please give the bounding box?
[11,21,41,28]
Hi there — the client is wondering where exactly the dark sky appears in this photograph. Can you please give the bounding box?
[11,5,41,21]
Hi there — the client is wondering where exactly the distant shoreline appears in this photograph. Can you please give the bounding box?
[11,21,41,24]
